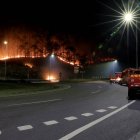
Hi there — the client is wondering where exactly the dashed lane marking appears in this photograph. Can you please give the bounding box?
[43,120,59,126]
[17,125,33,131]
[64,116,78,121]
[58,100,136,140]
[96,109,107,113]
[81,113,94,117]
[108,106,118,109]
[2,105,120,136]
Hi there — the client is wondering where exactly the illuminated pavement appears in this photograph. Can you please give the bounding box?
[0,81,140,140]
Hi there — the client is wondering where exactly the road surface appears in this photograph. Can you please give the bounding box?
[0,81,140,140]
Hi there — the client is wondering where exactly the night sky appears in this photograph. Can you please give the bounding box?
[0,0,132,35]
[0,0,139,67]
[0,1,100,37]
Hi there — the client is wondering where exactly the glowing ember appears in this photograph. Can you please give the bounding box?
[25,63,33,68]
[0,55,47,60]
[57,56,79,66]
[0,57,9,60]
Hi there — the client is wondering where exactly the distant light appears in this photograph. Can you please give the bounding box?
[4,41,8,45]
[51,53,54,58]
[46,75,56,81]
[114,60,117,63]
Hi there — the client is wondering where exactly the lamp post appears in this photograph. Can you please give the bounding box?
[49,53,54,81]
[136,20,138,68]
[113,60,117,74]
[3,41,8,80]
[123,12,138,68]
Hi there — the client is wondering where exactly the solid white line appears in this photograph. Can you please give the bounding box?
[0,130,2,135]
[7,99,62,107]
[17,125,33,131]
[59,100,136,140]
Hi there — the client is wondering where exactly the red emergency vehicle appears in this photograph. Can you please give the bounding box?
[119,68,135,85]
[127,68,140,99]
[110,72,122,83]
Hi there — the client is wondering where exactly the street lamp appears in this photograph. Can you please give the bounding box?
[3,41,8,80]
[123,12,133,23]
[122,12,138,68]
[99,1,140,68]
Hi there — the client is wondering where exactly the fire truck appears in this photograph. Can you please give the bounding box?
[119,68,135,85]
[127,68,140,99]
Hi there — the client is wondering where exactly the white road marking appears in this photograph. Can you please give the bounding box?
[108,106,118,109]
[64,116,78,121]
[81,113,94,117]
[96,109,107,113]
[43,120,59,126]
[0,130,2,135]
[59,100,135,140]
[7,99,62,107]
[17,125,33,131]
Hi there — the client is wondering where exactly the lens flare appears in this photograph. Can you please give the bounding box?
[98,0,140,37]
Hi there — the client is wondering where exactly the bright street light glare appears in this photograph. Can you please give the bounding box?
[123,12,134,23]
[98,0,140,68]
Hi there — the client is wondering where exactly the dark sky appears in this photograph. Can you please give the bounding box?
[0,0,132,41]
[0,1,101,38]
[0,0,122,43]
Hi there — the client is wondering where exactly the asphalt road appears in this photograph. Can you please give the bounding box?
[0,81,140,140]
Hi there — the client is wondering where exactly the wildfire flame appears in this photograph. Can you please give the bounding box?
[58,56,79,66]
